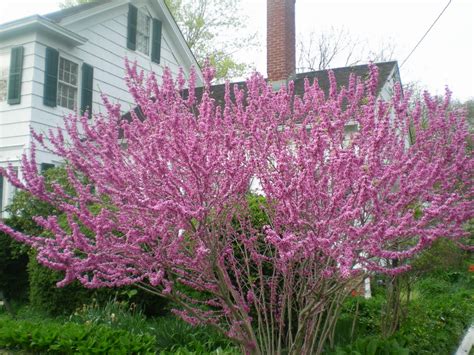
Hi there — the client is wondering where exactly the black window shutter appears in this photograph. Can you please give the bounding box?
[7,46,24,105]
[151,18,162,64]
[127,4,138,50]
[43,47,59,107]
[81,63,94,116]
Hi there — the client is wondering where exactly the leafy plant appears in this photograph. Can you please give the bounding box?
[332,336,409,355]
[0,315,156,354]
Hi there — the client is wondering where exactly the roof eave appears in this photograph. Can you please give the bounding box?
[0,15,87,46]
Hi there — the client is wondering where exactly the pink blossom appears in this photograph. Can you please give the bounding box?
[0,62,472,354]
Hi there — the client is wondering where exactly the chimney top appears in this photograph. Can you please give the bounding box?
[267,0,296,83]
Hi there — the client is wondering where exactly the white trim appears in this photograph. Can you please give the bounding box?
[0,15,87,47]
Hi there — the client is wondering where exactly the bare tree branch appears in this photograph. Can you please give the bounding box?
[297,27,396,73]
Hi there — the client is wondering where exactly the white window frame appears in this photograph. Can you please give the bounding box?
[0,166,18,218]
[136,9,152,56]
[0,50,10,103]
[57,56,79,110]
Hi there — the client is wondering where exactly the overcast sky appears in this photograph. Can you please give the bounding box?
[1,0,472,100]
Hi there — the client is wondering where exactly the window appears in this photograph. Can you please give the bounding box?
[136,10,151,55]
[127,4,162,63]
[57,57,78,110]
[0,52,9,102]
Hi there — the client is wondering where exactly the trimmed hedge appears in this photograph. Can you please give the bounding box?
[0,315,156,354]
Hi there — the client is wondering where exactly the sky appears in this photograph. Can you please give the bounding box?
[238,0,473,101]
[0,0,472,100]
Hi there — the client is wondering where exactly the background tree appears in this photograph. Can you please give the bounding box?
[164,0,256,81]
[59,0,257,81]
[297,26,396,72]
[59,0,92,8]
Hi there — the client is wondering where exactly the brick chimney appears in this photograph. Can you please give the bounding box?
[267,0,296,83]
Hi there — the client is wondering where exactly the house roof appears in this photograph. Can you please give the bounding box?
[0,15,87,46]
[194,61,399,105]
[295,61,399,97]
[44,0,112,22]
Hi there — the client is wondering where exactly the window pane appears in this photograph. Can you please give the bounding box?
[0,52,9,102]
[57,57,78,110]
[136,10,151,55]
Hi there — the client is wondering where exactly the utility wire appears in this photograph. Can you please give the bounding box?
[400,0,452,68]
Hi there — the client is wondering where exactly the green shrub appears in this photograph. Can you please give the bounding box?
[27,251,94,316]
[125,287,169,317]
[415,276,452,296]
[149,316,235,352]
[5,304,237,354]
[396,291,474,354]
[0,231,28,302]
[410,239,467,274]
[158,345,240,354]
[69,299,149,334]
[28,254,168,316]
[334,259,474,354]
[71,300,236,352]
[0,314,156,354]
[247,193,270,229]
[333,294,386,349]
[331,335,409,355]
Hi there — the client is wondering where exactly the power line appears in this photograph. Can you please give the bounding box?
[400,0,452,68]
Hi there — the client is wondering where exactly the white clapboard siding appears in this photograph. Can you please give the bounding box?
[0,0,200,215]
[0,35,37,173]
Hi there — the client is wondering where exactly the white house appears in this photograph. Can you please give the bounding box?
[0,0,203,215]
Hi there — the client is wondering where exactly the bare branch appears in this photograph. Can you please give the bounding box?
[297,27,397,73]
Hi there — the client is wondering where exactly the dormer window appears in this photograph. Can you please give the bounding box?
[136,10,151,55]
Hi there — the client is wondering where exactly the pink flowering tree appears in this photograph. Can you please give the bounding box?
[0,62,472,354]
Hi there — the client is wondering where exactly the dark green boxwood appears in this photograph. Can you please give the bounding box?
[27,251,94,316]
[0,231,28,302]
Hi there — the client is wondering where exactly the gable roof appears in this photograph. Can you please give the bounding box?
[44,0,112,22]
[295,61,399,97]
[194,61,400,105]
